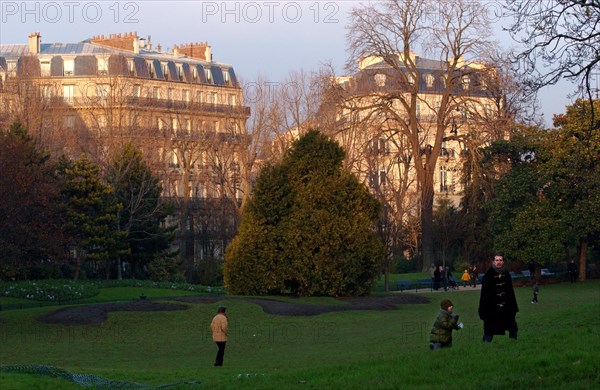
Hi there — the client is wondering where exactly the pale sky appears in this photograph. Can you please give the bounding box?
[0,0,575,125]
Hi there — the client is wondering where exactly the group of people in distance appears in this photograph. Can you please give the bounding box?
[430,254,520,349]
[431,264,479,291]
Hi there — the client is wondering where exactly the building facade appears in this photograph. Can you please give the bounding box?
[0,32,250,265]
[319,52,504,258]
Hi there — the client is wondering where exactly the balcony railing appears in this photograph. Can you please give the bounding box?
[47,96,250,116]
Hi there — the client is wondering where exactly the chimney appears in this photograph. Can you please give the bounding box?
[28,32,41,54]
[91,32,139,53]
[147,35,152,51]
[176,41,212,61]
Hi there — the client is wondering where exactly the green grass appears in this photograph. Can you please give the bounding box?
[372,272,430,293]
[0,280,598,389]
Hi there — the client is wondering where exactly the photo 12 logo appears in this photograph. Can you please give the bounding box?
[200,1,340,24]
[1,1,140,24]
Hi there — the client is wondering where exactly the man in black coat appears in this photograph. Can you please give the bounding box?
[478,255,519,342]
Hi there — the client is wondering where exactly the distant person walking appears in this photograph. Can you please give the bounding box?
[532,281,539,304]
[461,269,471,287]
[430,299,463,350]
[210,306,228,366]
[478,255,519,342]
[567,260,578,283]
[433,266,441,291]
[469,264,478,287]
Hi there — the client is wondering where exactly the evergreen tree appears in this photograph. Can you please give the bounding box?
[224,130,384,296]
[107,143,176,279]
[60,155,127,279]
[0,121,66,279]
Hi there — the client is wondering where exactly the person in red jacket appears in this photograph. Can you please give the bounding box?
[478,255,519,342]
[210,306,228,366]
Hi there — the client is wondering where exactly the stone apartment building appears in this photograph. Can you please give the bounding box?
[0,32,250,264]
[314,52,505,258]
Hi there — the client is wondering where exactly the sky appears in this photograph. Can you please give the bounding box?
[0,0,577,125]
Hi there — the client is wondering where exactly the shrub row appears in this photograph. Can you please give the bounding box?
[0,279,224,302]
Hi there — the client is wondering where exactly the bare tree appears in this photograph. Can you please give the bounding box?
[346,0,499,271]
[504,0,600,109]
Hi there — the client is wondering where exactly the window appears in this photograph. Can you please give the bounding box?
[182,89,189,102]
[40,61,51,77]
[64,115,75,128]
[205,68,211,82]
[7,61,17,73]
[211,92,217,104]
[228,94,236,105]
[97,57,108,75]
[97,114,107,127]
[170,151,179,168]
[152,87,160,99]
[223,69,230,83]
[132,84,141,97]
[63,84,74,102]
[374,73,386,87]
[63,59,74,76]
[424,73,435,88]
[439,166,448,192]
[379,171,387,186]
[146,61,154,78]
[167,88,174,101]
[41,84,53,98]
[379,138,388,155]
[96,84,110,98]
[196,91,203,103]
[462,75,470,90]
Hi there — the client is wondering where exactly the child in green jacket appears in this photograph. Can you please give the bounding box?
[430,299,463,350]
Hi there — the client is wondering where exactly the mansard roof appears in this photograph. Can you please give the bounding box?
[0,37,239,87]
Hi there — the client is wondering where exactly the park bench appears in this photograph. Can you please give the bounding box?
[417,278,433,291]
[509,271,525,280]
[395,280,414,291]
[541,268,555,277]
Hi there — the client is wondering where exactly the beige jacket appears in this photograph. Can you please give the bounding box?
[211,313,228,342]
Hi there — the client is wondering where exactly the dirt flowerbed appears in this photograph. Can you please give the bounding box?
[38,295,430,325]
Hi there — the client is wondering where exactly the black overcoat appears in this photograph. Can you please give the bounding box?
[478,267,519,335]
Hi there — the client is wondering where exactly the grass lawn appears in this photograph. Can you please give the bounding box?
[0,280,598,389]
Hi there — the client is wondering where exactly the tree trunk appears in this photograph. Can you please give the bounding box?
[73,257,81,280]
[578,239,587,282]
[421,174,435,272]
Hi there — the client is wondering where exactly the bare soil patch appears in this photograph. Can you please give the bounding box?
[38,295,430,325]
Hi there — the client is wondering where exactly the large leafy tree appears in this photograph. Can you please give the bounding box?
[224,130,384,296]
[60,155,127,279]
[0,121,66,278]
[107,143,176,279]
[487,100,600,278]
[543,99,600,280]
